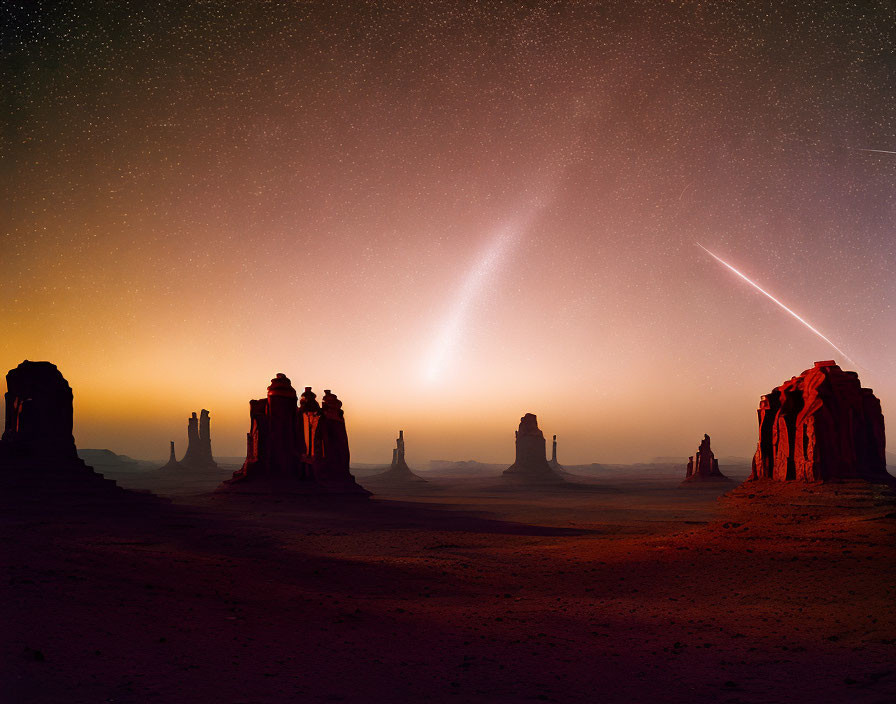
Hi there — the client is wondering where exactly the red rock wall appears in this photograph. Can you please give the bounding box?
[749,361,888,482]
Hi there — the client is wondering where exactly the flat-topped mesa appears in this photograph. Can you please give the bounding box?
[682,434,730,484]
[221,374,369,495]
[370,430,427,483]
[503,413,563,482]
[180,409,217,470]
[158,441,181,471]
[0,360,137,498]
[749,361,889,483]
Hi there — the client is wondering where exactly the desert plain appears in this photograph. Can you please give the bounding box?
[4,464,895,704]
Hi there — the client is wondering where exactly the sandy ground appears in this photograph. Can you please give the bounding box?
[2,468,895,703]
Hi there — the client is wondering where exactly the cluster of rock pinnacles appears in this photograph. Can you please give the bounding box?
[220,373,368,495]
[681,434,730,484]
[159,409,219,472]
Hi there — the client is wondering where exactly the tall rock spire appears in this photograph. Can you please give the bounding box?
[158,440,181,471]
[368,429,427,484]
[547,433,569,475]
[181,409,217,470]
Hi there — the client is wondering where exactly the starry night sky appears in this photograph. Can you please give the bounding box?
[2,1,894,463]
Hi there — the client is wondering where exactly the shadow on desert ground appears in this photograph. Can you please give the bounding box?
[3,465,895,703]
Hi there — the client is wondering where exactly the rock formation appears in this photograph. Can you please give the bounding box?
[749,361,889,483]
[0,360,136,498]
[503,413,563,482]
[547,434,571,475]
[180,409,217,470]
[681,434,730,484]
[368,430,427,483]
[157,441,181,471]
[2,360,80,462]
[221,374,369,495]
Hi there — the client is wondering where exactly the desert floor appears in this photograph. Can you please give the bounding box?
[3,469,895,703]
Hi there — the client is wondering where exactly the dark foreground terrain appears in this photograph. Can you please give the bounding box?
[3,469,895,703]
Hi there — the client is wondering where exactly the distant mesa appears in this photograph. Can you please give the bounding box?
[680,434,731,485]
[749,361,890,483]
[502,413,564,483]
[367,430,427,483]
[78,448,141,473]
[220,374,369,496]
[427,459,505,477]
[158,409,219,472]
[0,360,145,500]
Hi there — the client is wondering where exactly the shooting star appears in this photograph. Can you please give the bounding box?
[856,148,896,155]
[696,243,855,365]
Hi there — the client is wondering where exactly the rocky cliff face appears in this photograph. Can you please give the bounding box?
[749,361,888,483]
[682,434,730,483]
[222,374,368,495]
[503,413,563,482]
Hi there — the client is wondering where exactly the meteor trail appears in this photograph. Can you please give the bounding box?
[421,177,559,384]
[856,148,896,155]
[696,243,855,364]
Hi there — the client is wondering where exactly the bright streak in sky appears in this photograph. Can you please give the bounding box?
[422,225,517,383]
[857,148,896,155]
[696,243,855,364]
[422,195,551,384]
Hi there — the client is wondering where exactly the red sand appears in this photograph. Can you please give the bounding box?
[3,475,895,703]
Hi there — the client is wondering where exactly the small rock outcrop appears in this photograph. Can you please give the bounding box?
[681,434,730,484]
[180,410,217,470]
[158,441,181,471]
[220,374,369,495]
[368,430,427,483]
[0,361,138,499]
[503,413,563,483]
[749,361,889,483]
